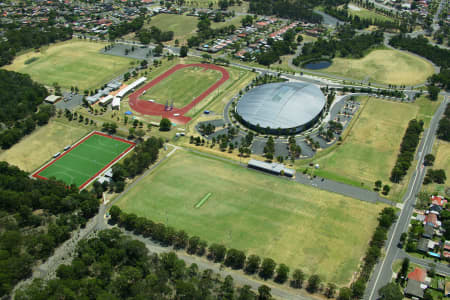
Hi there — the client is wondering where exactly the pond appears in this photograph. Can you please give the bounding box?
[302,60,332,70]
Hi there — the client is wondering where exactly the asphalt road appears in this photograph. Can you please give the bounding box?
[365,94,448,300]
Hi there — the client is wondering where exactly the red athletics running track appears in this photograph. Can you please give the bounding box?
[129,63,230,124]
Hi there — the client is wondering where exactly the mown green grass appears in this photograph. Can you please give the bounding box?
[117,149,384,284]
[324,49,435,85]
[37,133,131,187]
[140,66,222,108]
[146,14,198,42]
[3,40,135,90]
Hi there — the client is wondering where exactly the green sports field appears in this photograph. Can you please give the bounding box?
[3,40,135,90]
[34,133,133,188]
[140,66,222,108]
[117,150,384,284]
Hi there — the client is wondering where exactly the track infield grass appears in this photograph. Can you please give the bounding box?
[3,40,135,90]
[312,96,441,200]
[35,132,133,188]
[0,121,90,172]
[324,49,435,85]
[116,150,384,284]
[140,66,222,108]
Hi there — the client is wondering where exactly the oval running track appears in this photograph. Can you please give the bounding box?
[129,63,230,124]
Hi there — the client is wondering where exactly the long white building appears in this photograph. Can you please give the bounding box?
[112,77,147,109]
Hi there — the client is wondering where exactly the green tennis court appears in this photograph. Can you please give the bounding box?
[34,132,134,189]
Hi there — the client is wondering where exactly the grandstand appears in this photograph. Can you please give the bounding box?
[112,77,147,109]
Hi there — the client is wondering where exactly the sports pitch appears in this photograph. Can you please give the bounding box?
[117,150,383,284]
[33,132,134,189]
[3,40,135,90]
[139,66,223,108]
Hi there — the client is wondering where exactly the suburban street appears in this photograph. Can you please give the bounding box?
[365,94,448,299]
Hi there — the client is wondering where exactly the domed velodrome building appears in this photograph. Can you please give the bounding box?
[235,82,326,135]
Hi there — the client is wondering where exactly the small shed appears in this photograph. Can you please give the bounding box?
[45,95,62,104]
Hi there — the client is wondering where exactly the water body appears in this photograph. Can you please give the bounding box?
[303,60,332,70]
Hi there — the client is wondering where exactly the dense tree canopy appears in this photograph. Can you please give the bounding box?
[16,229,264,300]
[108,17,144,41]
[0,70,53,149]
[0,162,99,297]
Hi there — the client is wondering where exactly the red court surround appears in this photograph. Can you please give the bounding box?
[32,131,135,190]
[129,64,230,124]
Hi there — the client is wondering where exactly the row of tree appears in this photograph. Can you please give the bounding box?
[437,103,450,141]
[110,136,164,190]
[16,228,276,300]
[390,119,424,183]
[252,73,287,86]
[137,26,174,44]
[0,162,99,297]
[109,206,335,295]
[342,207,397,299]
[0,25,73,67]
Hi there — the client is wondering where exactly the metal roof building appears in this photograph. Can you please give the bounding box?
[236,82,326,134]
[248,159,295,177]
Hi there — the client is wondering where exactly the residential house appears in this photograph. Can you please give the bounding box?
[424,213,440,228]
[405,280,425,298]
[423,224,435,239]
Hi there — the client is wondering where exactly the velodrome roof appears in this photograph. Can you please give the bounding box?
[236,82,325,130]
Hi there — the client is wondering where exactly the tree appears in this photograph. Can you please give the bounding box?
[154,44,163,56]
[135,129,145,140]
[258,285,272,300]
[337,287,352,300]
[424,154,435,166]
[351,279,366,298]
[159,118,171,131]
[397,258,409,284]
[306,275,321,293]
[245,255,260,274]
[382,185,391,195]
[375,180,382,191]
[274,264,289,283]
[259,258,276,280]
[427,85,440,101]
[180,46,188,57]
[128,127,135,138]
[224,249,246,269]
[325,283,337,298]
[290,269,305,288]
